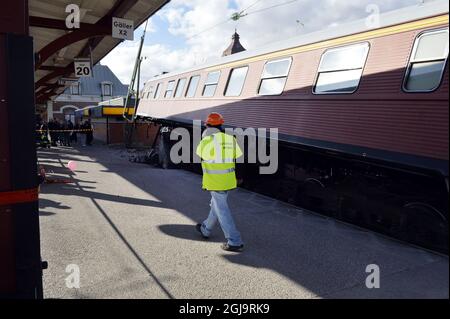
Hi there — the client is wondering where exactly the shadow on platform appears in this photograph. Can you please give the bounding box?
[37,145,449,299]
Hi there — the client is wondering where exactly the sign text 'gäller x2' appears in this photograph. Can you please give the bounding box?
[112,17,134,41]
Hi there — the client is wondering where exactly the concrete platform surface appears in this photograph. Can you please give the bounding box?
[37,145,449,299]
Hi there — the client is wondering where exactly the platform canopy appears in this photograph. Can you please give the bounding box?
[30,0,169,104]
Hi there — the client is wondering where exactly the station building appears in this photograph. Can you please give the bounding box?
[42,64,128,123]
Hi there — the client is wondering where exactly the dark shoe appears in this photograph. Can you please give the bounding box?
[221,243,244,252]
[196,224,209,239]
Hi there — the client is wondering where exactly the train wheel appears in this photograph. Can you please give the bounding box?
[298,178,326,211]
[338,195,364,224]
[401,202,448,252]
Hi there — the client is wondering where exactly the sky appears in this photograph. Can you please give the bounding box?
[100,0,436,86]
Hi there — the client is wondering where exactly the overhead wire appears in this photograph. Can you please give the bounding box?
[245,0,299,16]
[240,0,267,13]
[185,17,234,40]
[185,0,299,40]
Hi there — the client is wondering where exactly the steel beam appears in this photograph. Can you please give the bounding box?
[34,0,171,99]
[35,26,110,70]
[36,62,73,88]
[34,0,140,70]
[30,16,109,31]
[38,65,67,71]
[34,0,138,92]
[81,0,139,57]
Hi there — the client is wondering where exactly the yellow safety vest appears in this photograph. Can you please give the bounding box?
[196,132,243,191]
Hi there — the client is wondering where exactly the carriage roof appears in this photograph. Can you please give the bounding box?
[145,0,449,85]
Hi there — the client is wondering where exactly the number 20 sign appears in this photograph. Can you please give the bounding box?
[74,58,92,77]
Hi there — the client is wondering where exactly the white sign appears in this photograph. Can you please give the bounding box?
[112,17,134,41]
[58,77,79,85]
[74,58,92,77]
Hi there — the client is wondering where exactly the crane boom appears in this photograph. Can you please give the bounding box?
[123,20,148,122]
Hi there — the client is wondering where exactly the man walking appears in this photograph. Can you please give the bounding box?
[195,112,244,252]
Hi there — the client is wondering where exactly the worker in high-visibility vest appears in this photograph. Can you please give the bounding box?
[195,112,244,252]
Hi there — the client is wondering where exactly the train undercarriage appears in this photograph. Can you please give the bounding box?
[244,143,449,254]
[134,120,449,255]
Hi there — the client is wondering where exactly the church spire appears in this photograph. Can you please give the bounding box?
[222,30,246,57]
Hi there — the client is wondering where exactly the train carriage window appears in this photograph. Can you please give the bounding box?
[314,42,369,94]
[174,78,187,98]
[146,85,154,99]
[225,66,249,96]
[404,28,449,92]
[71,83,80,95]
[153,83,162,99]
[186,75,200,98]
[258,57,292,95]
[202,71,221,97]
[165,80,176,98]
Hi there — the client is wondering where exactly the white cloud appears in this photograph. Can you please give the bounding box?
[135,18,157,34]
[101,42,196,85]
[102,0,432,85]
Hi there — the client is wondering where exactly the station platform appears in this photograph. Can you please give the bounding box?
[37,145,449,299]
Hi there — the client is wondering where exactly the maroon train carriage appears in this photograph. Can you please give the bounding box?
[135,3,449,253]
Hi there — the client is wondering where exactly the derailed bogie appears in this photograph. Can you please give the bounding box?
[243,141,449,253]
[149,120,448,253]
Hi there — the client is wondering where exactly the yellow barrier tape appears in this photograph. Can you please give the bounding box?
[36,129,93,133]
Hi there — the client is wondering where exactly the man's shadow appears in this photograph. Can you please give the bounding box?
[158,224,223,243]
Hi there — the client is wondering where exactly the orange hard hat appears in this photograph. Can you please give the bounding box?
[205,112,224,126]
